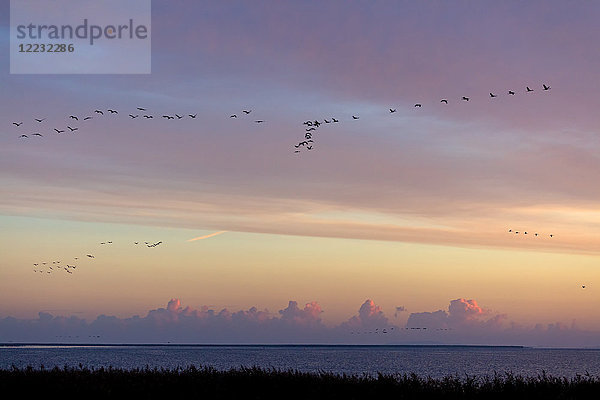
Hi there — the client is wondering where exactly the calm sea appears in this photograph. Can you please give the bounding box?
[1,345,599,378]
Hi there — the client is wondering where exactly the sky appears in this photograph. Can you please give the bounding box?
[1,1,599,346]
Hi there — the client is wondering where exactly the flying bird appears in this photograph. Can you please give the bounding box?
[32,133,43,137]
[69,115,78,120]
[175,114,183,119]
[13,122,23,127]
[440,99,448,104]
[582,285,586,289]
[414,104,422,107]
[86,254,95,258]
[35,118,45,123]
[331,118,339,122]
[189,114,197,118]
[143,115,153,119]
[254,120,264,123]
[508,90,515,95]
[352,115,359,119]
[230,114,237,118]
[137,107,146,111]
[67,126,78,132]
[389,108,396,113]
[526,86,534,92]
[162,115,174,120]
[129,114,138,118]
[19,134,28,138]
[83,116,93,120]
[543,84,551,91]
[490,93,498,98]
[94,110,104,115]
[107,109,118,114]
[54,128,65,134]
[462,96,470,101]
[242,110,252,114]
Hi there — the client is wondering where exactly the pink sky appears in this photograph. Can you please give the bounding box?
[1,1,599,346]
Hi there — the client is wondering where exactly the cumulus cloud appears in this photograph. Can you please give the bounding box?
[406,298,507,331]
[0,298,598,347]
[394,306,406,317]
[339,299,390,330]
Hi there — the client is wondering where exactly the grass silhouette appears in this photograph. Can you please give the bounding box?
[1,365,599,399]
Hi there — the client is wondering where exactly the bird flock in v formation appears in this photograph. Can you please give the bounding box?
[10,84,551,154]
[31,240,163,276]
[293,84,551,153]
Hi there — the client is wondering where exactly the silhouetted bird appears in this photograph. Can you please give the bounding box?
[108,109,118,114]
[54,128,65,134]
[462,96,470,101]
[83,116,93,120]
[137,107,146,111]
[35,118,45,123]
[582,285,586,289]
[143,115,153,119]
[242,110,252,114]
[352,116,359,119]
[129,114,138,118]
[490,93,497,98]
[69,116,78,121]
[543,84,551,91]
[13,122,23,127]
[389,108,396,113]
[508,90,515,95]
[175,114,183,119]
[414,104,422,107]
[189,114,197,118]
[230,114,237,118]
[67,126,78,132]
[32,133,43,137]
[254,120,264,123]
[94,110,104,115]
[19,134,28,138]
[526,87,533,92]
[332,118,339,122]
[440,99,448,104]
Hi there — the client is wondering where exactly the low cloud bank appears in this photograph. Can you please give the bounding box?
[0,298,598,347]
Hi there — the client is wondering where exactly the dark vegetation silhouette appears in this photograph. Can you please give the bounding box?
[1,365,599,399]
